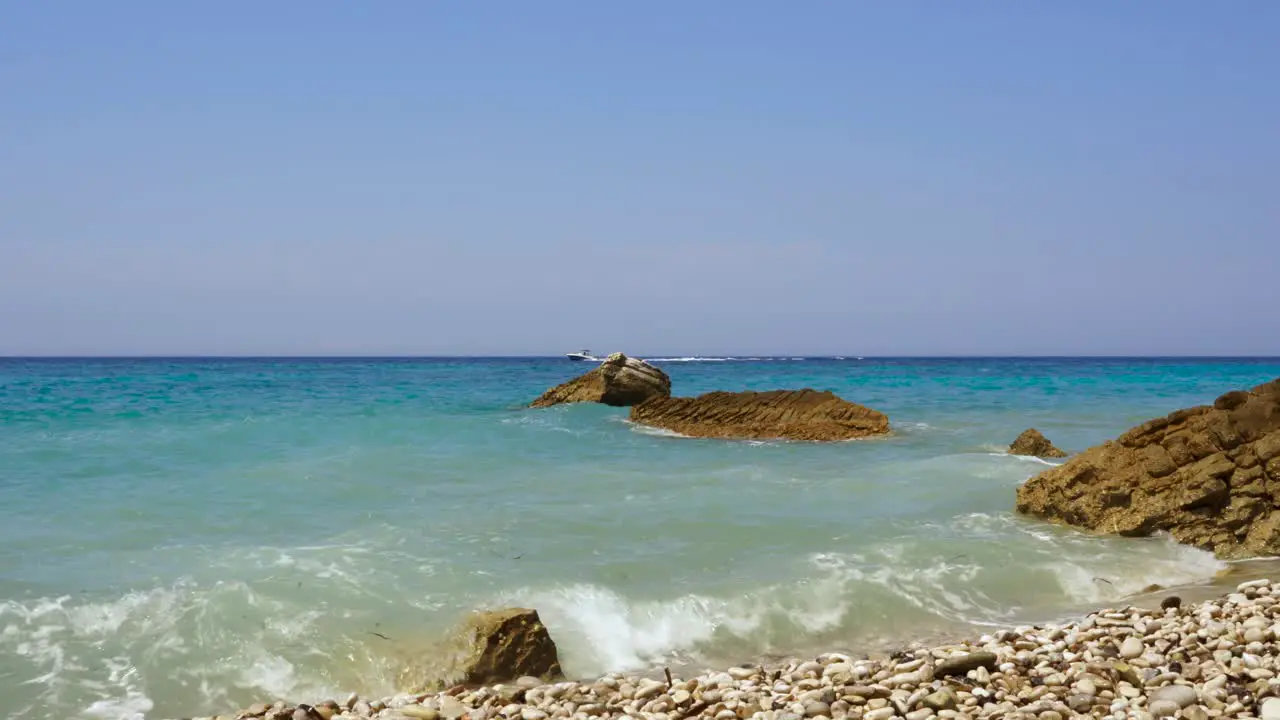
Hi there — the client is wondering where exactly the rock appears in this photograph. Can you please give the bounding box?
[530,353,671,408]
[921,688,958,711]
[437,697,468,720]
[1009,429,1068,458]
[1148,700,1179,718]
[1015,377,1280,558]
[804,701,832,717]
[1263,697,1280,720]
[935,652,998,678]
[1066,694,1095,713]
[1160,595,1183,610]
[1113,662,1142,688]
[404,608,563,691]
[1151,685,1198,708]
[628,388,890,441]
[399,709,440,720]
[1120,636,1144,659]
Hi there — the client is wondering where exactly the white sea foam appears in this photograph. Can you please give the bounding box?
[1044,535,1227,605]
[80,656,153,720]
[624,422,693,439]
[0,577,393,720]
[983,449,1064,467]
[492,572,856,677]
[641,357,733,363]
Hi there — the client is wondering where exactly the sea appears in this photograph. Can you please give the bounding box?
[3,356,1280,720]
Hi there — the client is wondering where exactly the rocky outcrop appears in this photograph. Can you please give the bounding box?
[530,353,671,408]
[1016,378,1280,558]
[629,388,890,441]
[1009,428,1067,458]
[400,608,563,691]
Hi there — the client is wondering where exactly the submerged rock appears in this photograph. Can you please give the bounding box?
[1016,377,1280,558]
[530,353,671,408]
[629,388,890,441]
[1008,428,1067,458]
[400,608,563,692]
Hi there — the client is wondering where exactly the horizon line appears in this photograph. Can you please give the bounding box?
[3,354,1280,360]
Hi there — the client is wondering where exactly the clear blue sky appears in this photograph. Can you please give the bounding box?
[2,2,1276,356]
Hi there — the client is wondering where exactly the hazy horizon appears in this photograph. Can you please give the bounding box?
[5,348,1274,356]
[4,2,1277,357]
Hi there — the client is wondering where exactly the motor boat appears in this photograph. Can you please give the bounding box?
[565,349,599,362]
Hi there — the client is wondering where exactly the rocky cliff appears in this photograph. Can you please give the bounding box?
[1015,378,1280,558]
[530,353,671,408]
[629,388,891,441]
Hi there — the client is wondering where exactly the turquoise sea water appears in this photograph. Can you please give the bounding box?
[3,356,1280,719]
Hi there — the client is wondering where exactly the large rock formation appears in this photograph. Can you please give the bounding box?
[530,353,671,408]
[1009,428,1067,458]
[629,388,890,441]
[399,608,563,691]
[1016,378,1280,558]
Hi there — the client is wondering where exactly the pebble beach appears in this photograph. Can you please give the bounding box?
[214,578,1280,720]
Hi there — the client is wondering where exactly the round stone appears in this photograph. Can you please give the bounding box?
[1151,684,1198,708]
[1120,637,1145,659]
[804,701,832,717]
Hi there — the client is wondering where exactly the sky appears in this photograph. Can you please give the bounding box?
[2,2,1277,356]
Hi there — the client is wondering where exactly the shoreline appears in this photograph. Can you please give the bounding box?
[197,575,1280,720]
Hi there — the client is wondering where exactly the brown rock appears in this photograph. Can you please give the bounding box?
[628,388,890,441]
[452,607,561,686]
[400,608,563,692]
[935,652,999,677]
[1015,377,1280,558]
[530,353,671,408]
[1009,428,1068,458]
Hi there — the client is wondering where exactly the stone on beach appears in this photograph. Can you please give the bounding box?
[1150,683,1198,708]
[1007,428,1067,458]
[933,651,998,677]
[400,607,563,692]
[1015,376,1280,558]
[530,353,671,408]
[629,388,891,441]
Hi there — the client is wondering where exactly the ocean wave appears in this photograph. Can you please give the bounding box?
[490,575,853,676]
[0,520,1238,718]
[0,576,398,720]
[622,421,692,439]
[490,525,1206,677]
[981,448,1065,467]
